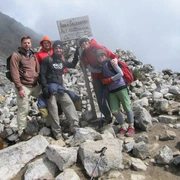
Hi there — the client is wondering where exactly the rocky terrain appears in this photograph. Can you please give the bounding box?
[0,42,180,180]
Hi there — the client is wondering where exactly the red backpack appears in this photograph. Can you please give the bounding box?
[118,60,134,84]
[108,59,134,84]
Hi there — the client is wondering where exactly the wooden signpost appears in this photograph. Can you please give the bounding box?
[57,16,97,120]
[57,15,93,41]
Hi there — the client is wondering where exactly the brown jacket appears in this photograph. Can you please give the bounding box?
[10,48,40,91]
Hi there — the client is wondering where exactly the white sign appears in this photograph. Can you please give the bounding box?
[57,15,93,41]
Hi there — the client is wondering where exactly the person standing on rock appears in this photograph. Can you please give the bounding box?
[96,49,135,137]
[40,40,80,140]
[78,36,118,124]
[10,36,41,141]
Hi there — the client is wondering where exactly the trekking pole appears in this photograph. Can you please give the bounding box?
[90,147,107,180]
[98,87,105,132]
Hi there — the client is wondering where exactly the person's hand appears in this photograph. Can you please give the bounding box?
[42,87,50,99]
[102,78,113,84]
[18,89,26,98]
[111,58,118,66]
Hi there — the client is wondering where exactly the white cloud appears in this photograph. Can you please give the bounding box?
[0,0,180,72]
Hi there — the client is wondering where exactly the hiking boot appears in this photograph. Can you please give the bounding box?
[125,126,135,137]
[62,133,69,140]
[117,128,127,137]
[113,120,119,126]
[19,130,32,141]
[102,117,112,124]
[55,134,64,140]
[69,124,80,135]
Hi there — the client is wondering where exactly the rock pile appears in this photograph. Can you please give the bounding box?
[0,42,180,179]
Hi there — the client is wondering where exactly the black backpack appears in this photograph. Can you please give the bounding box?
[6,52,22,82]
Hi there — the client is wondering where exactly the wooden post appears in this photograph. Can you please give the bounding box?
[79,49,97,120]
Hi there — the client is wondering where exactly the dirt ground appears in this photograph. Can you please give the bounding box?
[12,120,180,180]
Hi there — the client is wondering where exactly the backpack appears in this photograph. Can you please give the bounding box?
[108,59,134,84]
[6,52,22,82]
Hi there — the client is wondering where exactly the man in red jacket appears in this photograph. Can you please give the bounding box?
[79,36,118,124]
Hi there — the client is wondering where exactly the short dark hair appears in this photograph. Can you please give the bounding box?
[21,36,31,43]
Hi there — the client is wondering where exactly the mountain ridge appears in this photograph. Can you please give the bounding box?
[0,11,43,60]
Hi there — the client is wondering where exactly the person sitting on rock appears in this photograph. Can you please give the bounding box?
[96,49,135,137]
[36,36,67,126]
[40,40,80,140]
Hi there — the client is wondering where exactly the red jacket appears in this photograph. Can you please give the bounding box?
[80,39,118,80]
[36,36,53,64]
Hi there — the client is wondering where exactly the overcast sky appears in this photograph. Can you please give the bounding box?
[0,0,179,72]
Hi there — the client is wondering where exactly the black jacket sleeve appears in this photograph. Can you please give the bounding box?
[40,57,49,88]
[65,48,79,68]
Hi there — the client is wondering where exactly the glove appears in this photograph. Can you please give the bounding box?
[39,108,48,119]
[42,87,50,99]
[102,78,113,84]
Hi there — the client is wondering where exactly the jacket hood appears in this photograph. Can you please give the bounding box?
[89,38,98,47]
[40,36,52,47]
[40,36,53,51]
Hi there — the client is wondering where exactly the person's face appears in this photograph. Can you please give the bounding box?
[21,38,31,51]
[42,41,51,50]
[81,41,90,49]
[53,46,63,54]
[97,54,107,63]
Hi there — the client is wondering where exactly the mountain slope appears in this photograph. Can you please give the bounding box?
[0,11,43,60]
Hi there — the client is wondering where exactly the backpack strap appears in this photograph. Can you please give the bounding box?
[32,55,38,73]
[14,51,23,67]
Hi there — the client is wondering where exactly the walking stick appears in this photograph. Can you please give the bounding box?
[98,87,105,132]
[90,147,107,180]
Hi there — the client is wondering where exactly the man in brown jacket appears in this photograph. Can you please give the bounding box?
[10,36,41,141]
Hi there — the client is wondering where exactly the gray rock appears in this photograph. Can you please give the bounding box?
[79,139,123,177]
[46,145,78,171]
[24,157,59,180]
[133,141,149,160]
[55,168,80,180]
[0,135,49,180]
[155,145,173,164]
[132,104,152,131]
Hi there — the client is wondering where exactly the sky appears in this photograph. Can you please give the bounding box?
[0,0,180,72]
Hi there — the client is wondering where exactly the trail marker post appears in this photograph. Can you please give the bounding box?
[57,16,97,120]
